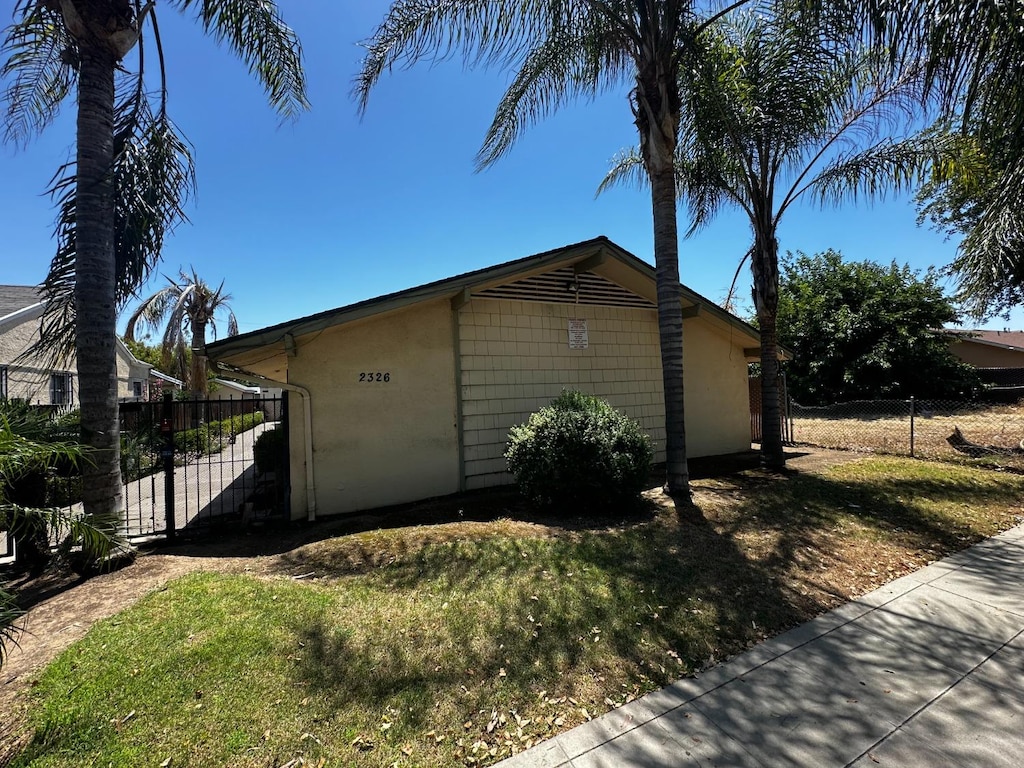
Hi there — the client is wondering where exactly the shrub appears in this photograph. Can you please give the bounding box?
[505,390,653,511]
[253,427,287,476]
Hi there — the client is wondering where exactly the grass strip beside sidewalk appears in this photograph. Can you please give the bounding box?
[10,456,1024,767]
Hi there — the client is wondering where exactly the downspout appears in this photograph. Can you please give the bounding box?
[206,360,318,522]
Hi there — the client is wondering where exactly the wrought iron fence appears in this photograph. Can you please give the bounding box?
[789,397,1024,470]
[2,393,289,571]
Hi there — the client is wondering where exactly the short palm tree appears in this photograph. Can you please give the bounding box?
[1,1,306,553]
[602,2,955,468]
[1,412,114,669]
[356,1,748,498]
[125,269,239,396]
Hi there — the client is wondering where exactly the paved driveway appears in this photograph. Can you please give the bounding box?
[117,421,275,538]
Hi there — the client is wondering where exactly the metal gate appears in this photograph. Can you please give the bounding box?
[119,392,290,540]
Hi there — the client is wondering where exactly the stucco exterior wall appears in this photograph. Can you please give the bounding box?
[286,298,460,516]
[680,318,753,457]
[949,341,1024,369]
[458,298,750,489]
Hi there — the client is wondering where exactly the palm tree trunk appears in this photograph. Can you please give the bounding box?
[650,155,690,496]
[191,321,208,397]
[752,237,786,470]
[75,42,123,549]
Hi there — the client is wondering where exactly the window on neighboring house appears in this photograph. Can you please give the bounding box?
[50,372,72,406]
[132,380,143,398]
[0,365,7,399]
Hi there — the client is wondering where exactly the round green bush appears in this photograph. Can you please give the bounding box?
[505,390,653,511]
[253,426,287,476]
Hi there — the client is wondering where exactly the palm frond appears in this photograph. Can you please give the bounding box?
[597,147,647,196]
[354,0,551,114]
[806,133,956,209]
[170,0,308,119]
[30,95,195,366]
[477,14,631,168]
[0,0,76,145]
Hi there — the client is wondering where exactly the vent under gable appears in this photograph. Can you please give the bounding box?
[474,266,655,309]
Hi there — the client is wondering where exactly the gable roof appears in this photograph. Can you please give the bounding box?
[208,236,764,367]
[0,285,42,320]
[948,329,1024,352]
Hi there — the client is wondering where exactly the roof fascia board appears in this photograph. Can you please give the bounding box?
[0,302,44,333]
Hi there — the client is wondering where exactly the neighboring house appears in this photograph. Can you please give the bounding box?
[148,369,184,400]
[209,377,262,401]
[0,284,152,405]
[946,329,1024,369]
[208,237,769,521]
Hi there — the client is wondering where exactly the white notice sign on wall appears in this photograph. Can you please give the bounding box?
[568,318,589,350]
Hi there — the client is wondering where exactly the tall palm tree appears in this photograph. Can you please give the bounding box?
[356,1,747,498]
[1,1,306,556]
[602,2,955,468]
[125,269,239,396]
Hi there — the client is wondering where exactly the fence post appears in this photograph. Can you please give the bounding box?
[161,392,176,539]
[909,396,915,458]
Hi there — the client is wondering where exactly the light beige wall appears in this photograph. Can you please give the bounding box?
[949,341,1024,369]
[0,318,77,404]
[115,344,150,400]
[680,318,753,457]
[458,297,751,489]
[286,298,460,516]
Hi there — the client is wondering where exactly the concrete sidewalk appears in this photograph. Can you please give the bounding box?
[498,523,1024,767]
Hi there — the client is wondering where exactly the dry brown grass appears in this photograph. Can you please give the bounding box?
[792,401,1024,467]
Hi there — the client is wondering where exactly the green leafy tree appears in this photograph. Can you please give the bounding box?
[125,269,238,396]
[1,1,306,554]
[776,250,978,406]
[355,0,749,498]
[602,2,952,468]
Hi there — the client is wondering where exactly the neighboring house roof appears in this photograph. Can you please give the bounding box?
[0,283,151,371]
[150,369,184,386]
[209,236,773,368]
[946,328,1024,352]
[213,378,261,394]
[0,284,42,318]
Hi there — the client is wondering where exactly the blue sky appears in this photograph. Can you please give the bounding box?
[2,2,1019,336]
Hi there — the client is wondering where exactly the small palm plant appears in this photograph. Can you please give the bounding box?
[0,414,116,670]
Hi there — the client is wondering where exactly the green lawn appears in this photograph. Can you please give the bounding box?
[10,457,1024,767]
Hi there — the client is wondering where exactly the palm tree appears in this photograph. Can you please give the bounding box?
[355,1,749,498]
[125,269,239,396]
[602,2,954,468]
[1,1,306,555]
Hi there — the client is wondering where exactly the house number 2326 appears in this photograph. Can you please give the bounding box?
[359,372,391,383]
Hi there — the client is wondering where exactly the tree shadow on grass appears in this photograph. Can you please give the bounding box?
[288,460,1022,731]
[290,499,808,726]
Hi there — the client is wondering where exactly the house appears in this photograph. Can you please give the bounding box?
[0,284,152,406]
[946,329,1024,369]
[207,237,767,520]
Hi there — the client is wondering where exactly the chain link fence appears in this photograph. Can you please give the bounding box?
[788,397,1024,470]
